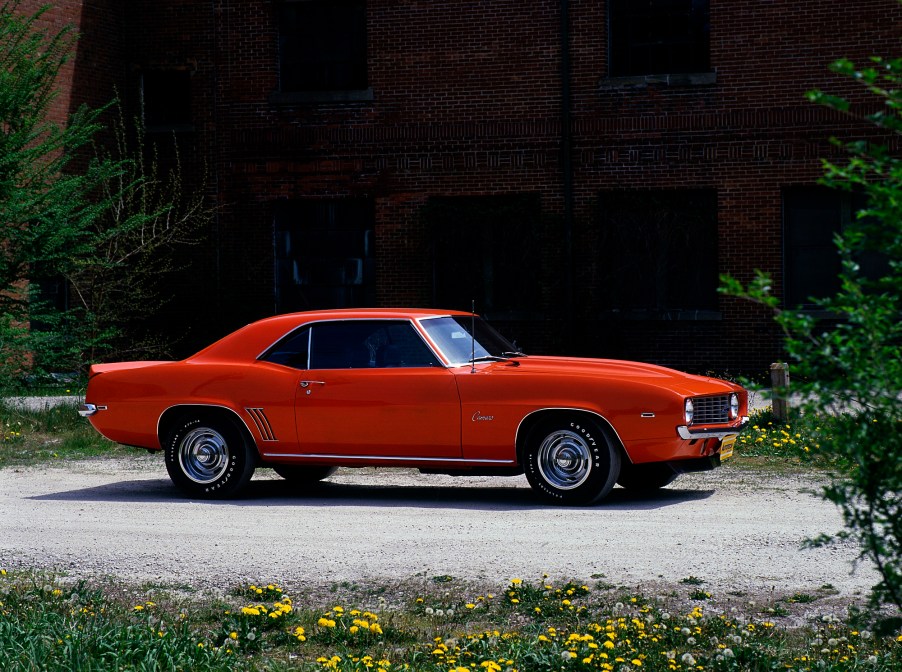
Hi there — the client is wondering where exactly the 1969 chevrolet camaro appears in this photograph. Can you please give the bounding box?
[80,308,748,504]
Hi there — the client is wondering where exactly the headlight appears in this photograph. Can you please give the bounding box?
[684,399,694,425]
[729,393,739,420]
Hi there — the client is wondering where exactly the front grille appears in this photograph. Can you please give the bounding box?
[692,395,732,425]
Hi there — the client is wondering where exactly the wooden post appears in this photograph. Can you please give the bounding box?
[770,362,790,422]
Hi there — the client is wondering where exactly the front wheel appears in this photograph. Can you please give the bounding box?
[523,416,621,505]
[165,415,256,498]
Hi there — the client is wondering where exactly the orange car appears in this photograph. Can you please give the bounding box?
[80,308,748,504]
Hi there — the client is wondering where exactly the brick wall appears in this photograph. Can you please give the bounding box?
[30,0,902,371]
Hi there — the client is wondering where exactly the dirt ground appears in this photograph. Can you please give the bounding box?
[0,454,878,613]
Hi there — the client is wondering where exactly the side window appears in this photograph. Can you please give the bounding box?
[309,321,440,369]
[260,327,310,369]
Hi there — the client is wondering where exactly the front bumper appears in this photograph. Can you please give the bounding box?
[676,416,748,440]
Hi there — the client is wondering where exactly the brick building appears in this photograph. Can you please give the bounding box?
[21,0,902,371]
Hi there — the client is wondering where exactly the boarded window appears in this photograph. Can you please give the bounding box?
[274,200,375,312]
[425,194,542,316]
[597,189,718,315]
[141,70,192,131]
[783,187,885,308]
[278,0,368,92]
[609,0,710,77]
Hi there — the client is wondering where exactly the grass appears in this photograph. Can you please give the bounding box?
[734,408,850,471]
[0,570,899,671]
[0,399,127,468]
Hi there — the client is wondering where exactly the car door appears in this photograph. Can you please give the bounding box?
[294,319,462,458]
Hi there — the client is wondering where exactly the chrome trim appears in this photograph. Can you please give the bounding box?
[259,452,515,464]
[640,412,656,418]
[78,403,99,417]
[677,416,748,440]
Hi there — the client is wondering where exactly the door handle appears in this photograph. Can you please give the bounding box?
[300,380,326,388]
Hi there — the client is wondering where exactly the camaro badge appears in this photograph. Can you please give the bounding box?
[472,411,495,422]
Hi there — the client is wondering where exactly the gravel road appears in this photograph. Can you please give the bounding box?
[0,456,878,601]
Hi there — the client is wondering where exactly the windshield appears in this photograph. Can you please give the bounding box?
[419,316,522,365]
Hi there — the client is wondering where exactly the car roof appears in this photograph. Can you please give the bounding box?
[189,308,471,362]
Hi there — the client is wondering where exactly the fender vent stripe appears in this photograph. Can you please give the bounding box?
[246,408,277,441]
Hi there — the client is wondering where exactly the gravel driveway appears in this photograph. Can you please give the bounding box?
[0,455,878,603]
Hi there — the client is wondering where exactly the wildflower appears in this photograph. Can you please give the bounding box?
[511,578,523,585]
[681,653,696,666]
[466,603,476,609]
[229,632,238,640]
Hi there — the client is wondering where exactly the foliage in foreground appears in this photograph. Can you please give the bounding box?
[0,399,123,468]
[0,571,900,672]
[722,53,902,624]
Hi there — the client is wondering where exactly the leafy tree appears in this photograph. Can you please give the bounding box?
[722,56,902,628]
[0,1,122,383]
[0,2,210,386]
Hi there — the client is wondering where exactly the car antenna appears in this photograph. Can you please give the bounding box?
[471,299,476,374]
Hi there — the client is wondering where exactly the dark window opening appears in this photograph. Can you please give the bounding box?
[141,71,192,131]
[609,0,710,77]
[783,187,886,308]
[274,200,375,312]
[597,189,718,315]
[278,0,368,92]
[425,194,542,317]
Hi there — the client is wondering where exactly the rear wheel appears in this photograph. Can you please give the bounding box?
[523,416,620,505]
[165,415,256,498]
[273,465,337,483]
[616,462,678,491]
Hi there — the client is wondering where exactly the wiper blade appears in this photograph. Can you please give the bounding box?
[468,355,507,363]
[502,351,527,358]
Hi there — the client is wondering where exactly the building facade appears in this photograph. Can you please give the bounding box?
[22,0,902,371]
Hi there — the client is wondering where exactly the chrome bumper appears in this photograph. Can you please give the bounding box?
[677,416,748,440]
[78,403,105,417]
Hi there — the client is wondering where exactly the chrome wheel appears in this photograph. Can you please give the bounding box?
[537,429,592,490]
[178,427,230,484]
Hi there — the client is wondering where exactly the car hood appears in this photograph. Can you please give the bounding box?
[504,356,740,396]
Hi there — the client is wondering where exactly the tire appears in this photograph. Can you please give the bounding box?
[164,415,256,498]
[523,415,621,505]
[272,465,337,483]
[616,462,678,491]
